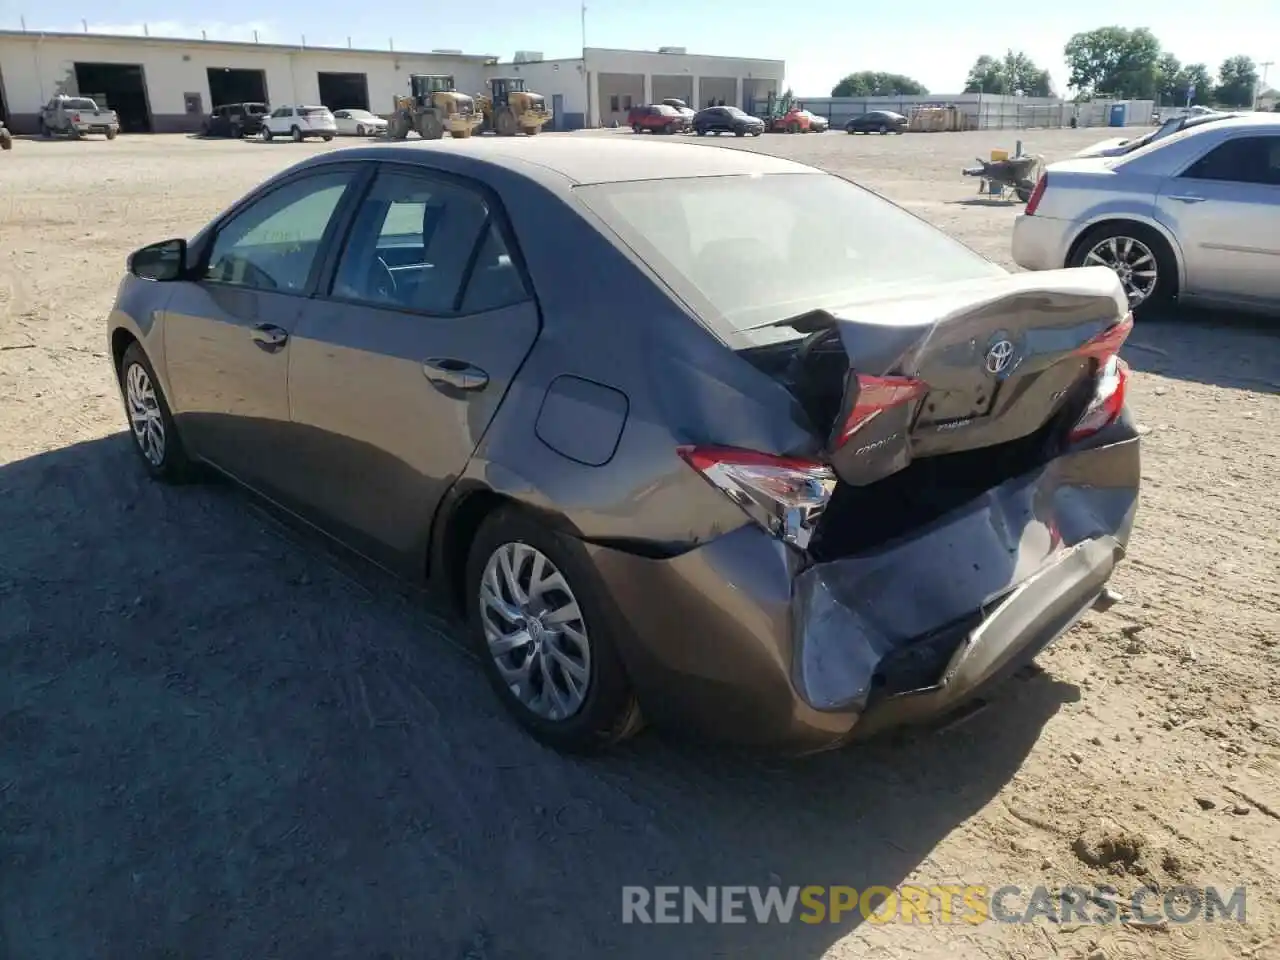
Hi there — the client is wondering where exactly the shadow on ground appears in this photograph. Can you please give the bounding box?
[0,435,1077,959]
[1125,306,1280,392]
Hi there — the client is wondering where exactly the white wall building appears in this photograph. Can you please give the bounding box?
[497,47,785,128]
[0,30,493,133]
[0,31,786,134]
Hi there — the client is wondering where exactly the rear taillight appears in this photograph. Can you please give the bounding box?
[1070,356,1129,442]
[1069,312,1134,442]
[837,374,929,446]
[1024,173,1048,215]
[72,113,81,123]
[678,446,835,548]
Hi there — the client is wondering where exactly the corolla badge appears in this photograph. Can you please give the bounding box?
[985,338,1015,375]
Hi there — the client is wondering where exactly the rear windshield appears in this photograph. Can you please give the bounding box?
[654,105,679,116]
[64,98,98,110]
[246,104,267,114]
[575,173,1001,335]
[301,106,330,116]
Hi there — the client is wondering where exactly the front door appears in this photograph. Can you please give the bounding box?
[162,167,363,491]
[283,164,540,571]
[1156,132,1280,306]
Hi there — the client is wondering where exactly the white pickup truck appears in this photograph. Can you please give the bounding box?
[38,95,120,139]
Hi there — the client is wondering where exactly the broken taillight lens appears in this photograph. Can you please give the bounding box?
[836,374,929,446]
[1024,173,1048,215]
[1069,313,1134,442]
[678,446,835,549]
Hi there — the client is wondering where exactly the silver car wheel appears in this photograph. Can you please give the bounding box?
[125,362,166,466]
[479,542,591,721]
[1085,235,1158,307]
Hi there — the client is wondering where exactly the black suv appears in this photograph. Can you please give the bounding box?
[204,102,269,138]
[692,106,764,137]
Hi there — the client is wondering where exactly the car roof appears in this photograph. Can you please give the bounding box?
[319,136,817,185]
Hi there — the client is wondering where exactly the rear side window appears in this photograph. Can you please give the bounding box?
[1183,135,1280,186]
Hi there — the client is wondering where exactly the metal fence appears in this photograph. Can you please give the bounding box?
[752,94,1157,131]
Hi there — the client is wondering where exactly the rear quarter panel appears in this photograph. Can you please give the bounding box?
[425,157,816,551]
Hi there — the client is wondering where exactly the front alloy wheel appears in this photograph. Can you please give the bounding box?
[1083,235,1159,308]
[480,542,591,722]
[125,362,165,467]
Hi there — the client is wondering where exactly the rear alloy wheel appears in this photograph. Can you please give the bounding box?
[879,123,890,134]
[467,508,641,753]
[1070,223,1174,314]
[291,125,303,142]
[118,342,193,483]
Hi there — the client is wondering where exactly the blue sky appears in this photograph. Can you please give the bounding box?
[5,0,1277,96]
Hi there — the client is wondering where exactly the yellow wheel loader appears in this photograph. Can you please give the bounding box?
[477,77,553,136]
[387,74,485,140]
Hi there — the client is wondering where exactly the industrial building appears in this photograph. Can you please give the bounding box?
[0,30,784,134]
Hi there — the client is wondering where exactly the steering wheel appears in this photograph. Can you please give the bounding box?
[371,256,398,301]
[210,254,279,290]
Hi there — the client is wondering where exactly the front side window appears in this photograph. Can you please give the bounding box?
[576,172,1001,335]
[204,171,355,293]
[331,170,491,313]
[1183,135,1280,186]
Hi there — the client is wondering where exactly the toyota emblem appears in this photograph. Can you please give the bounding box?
[985,339,1015,375]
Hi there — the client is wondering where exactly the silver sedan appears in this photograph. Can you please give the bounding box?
[1013,113,1280,315]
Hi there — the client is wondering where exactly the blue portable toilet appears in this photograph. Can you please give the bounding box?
[1109,102,1128,127]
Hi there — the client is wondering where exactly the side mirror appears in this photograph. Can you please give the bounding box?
[128,238,187,282]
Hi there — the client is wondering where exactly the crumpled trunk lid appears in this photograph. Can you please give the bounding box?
[776,266,1130,487]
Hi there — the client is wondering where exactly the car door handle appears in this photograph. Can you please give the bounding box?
[1166,194,1206,203]
[251,323,289,350]
[422,358,489,392]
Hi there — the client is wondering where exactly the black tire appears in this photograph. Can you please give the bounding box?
[695,127,706,136]
[230,123,241,138]
[878,124,889,134]
[262,127,274,141]
[1068,221,1177,316]
[465,506,643,753]
[322,135,334,142]
[356,124,365,136]
[290,125,303,142]
[751,129,762,137]
[117,342,196,483]
[632,123,642,134]
[734,128,746,137]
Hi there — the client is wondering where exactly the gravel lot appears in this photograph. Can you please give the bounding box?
[1,128,1277,960]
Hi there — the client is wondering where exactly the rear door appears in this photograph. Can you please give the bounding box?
[161,165,366,491]
[282,163,540,570]
[1155,132,1280,305]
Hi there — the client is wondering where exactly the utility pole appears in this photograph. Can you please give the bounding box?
[1257,61,1274,110]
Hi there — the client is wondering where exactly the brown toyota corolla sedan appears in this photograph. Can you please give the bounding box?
[107,137,1140,755]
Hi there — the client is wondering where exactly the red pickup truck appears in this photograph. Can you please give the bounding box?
[628,103,689,134]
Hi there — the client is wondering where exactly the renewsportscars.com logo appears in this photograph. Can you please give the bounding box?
[621,885,1248,926]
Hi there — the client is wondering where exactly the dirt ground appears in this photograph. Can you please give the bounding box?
[1,127,1277,960]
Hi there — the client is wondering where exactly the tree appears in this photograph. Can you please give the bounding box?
[1215,55,1260,107]
[1063,26,1161,98]
[1156,54,1214,106]
[964,50,1052,96]
[831,72,928,97]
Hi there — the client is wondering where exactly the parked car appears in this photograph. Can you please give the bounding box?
[1013,113,1280,316]
[109,138,1139,755]
[845,110,907,134]
[801,110,829,132]
[203,102,268,139]
[261,105,337,142]
[692,106,764,137]
[628,104,689,134]
[38,95,120,139]
[1075,110,1236,159]
[661,98,697,123]
[333,108,389,137]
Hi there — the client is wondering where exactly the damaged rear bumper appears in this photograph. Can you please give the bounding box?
[587,429,1139,753]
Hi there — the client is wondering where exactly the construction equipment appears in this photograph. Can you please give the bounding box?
[388,74,484,140]
[477,77,552,136]
[962,150,1044,202]
[764,92,812,133]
